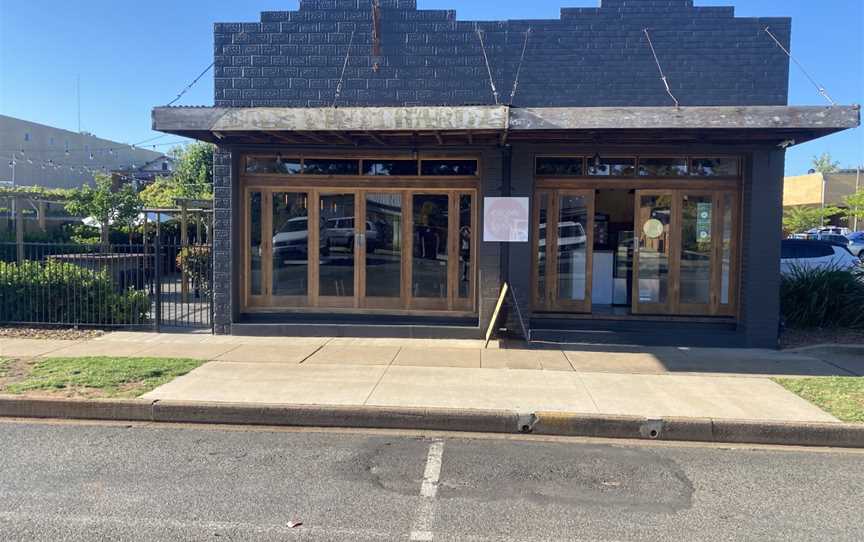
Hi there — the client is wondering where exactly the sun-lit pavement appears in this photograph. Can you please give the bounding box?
[0,420,861,542]
[2,332,857,424]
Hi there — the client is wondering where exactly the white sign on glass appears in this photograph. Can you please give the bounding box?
[483,197,530,242]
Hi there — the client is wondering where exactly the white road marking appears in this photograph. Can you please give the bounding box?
[410,439,445,541]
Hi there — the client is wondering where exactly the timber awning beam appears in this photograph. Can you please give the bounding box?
[153,105,859,146]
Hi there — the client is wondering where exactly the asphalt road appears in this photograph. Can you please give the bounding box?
[0,420,862,542]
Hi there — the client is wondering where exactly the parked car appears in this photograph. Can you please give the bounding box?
[322,217,380,253]
[780,239,860,275]
[808,226,851,236]
[847,231,864,259]
[809,232,853,247]
[538,221,588,250]
[272,217,326,258]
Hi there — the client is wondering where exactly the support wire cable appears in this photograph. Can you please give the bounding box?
[332,31,356,108]
[166,62,215,107]
[476,24,500,106]
[764,26,836,106]
[508,28,532,106]
[643,28,679,109]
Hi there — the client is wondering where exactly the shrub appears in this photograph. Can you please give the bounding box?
[0,260,150,325]
[780,264,864,329]
[176,246,212,298]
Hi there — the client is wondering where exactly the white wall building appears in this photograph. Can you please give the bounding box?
[0,114,164,189]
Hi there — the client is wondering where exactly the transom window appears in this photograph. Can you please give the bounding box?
[535,156,740,178]
[245,156,479,177]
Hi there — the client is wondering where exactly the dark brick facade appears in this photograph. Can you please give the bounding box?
[207,1,794,345]
[212,149,234,335]
[214,0,790,109]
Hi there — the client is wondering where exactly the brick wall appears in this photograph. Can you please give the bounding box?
[213,0,790,108]
[212,148,233,335]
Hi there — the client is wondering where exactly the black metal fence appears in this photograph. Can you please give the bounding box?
[0,241,213,330]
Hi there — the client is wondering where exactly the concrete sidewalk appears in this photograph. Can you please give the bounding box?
[3,331,859,425]
[141,359,838,423]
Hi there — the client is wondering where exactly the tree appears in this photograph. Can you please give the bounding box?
[140,142,214,209]
[783,205,842,234]
[811,152,840,174]
[65,174,142,247]
[843,188,864,226]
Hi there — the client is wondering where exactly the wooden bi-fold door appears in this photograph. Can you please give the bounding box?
[532,189,596,314]
[633,189,739,317]
[242,187,477,315]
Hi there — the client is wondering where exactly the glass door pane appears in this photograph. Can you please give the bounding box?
[536,193,550,307]
[249,192,263,297]
[457,194,473,300]
[720,192,734,308]
[412,194,449,300]
[679,194,714,308]
[319,193,356,299]
[635,193,672,311]
[365,193,402,300]
[556,194,590,304]
[272,192,310,299]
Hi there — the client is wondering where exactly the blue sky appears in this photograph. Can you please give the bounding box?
[1,0,861,174]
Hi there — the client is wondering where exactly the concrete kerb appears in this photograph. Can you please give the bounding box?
[1,395,863,448]
[785,344,864,355]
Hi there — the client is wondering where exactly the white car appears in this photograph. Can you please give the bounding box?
[807,226,851,236]
[272,217,324,257]
[780,239,860,275]
[538,221,588,250]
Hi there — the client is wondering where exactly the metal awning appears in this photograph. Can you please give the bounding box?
[152,105,859,147]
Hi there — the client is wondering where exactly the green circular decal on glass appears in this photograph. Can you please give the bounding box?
[643,218,664,239]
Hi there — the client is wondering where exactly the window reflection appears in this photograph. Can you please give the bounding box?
[587,157,636,177]
[638,158,688,177]
[366,193,402,298]
[412,194,449,298]
[272,192,309,297]
[250,192,262,296]
[364,160,419,176]
[637,195,672,304]
[692,158,739,177]
[304,159,360,176]
[420,160,478,176]
[557,195,589,302]
[458,195,472,299]
[537,193,549,303]
[536,157,584,176]
[320,194,356,297]
[246,157,301,174]
[679,195,713,305]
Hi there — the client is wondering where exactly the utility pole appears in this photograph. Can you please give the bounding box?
[855,165,861,232]
[820,172,827,228]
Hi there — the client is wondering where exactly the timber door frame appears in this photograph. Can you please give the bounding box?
[531,188,595,313]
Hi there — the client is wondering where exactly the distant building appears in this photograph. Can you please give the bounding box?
[0,114,163,189]
[113,155,176,190]
[784,169,863,227]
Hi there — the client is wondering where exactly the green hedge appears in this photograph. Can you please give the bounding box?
[0,260,150,325]
[781,265,864,329]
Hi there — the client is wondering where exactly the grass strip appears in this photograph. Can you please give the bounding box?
[774,377,864,423]
[4,356,203,398]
